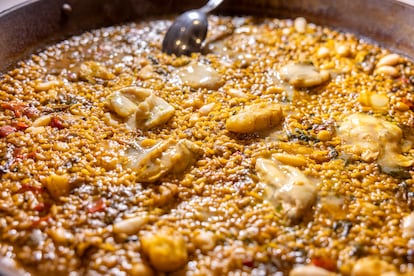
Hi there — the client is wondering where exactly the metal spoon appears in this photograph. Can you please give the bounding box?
[162,0,224,56]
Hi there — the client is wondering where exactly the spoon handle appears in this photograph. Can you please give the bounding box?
[198,0,224,14]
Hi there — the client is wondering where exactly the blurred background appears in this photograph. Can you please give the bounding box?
[1,0,414,13]
[0,0,29,12]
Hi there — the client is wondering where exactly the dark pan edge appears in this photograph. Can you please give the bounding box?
[1,0,414,72]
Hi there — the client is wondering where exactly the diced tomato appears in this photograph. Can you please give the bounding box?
[33,202,45,212]
[33,202,50,212]
[311,257,337,272]
[13,121,29,131]
[401,97,414,109]
[11,148,36,161]
[1,102,12,109]
[14,154,23,159]
[31,214,51,227]
[13,147,23,159]
[50,117,65,129]
[88,198,107,213]
[1,102,39,118]
[0,125,17,137]
[1,102,26,117]
[242,259,255,268]
[27,150,37,159]
[23,107,39,119]
[17,184,44,194]
[401,76,410,84]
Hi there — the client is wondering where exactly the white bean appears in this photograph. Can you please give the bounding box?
[294,17,307,33]
[336,44,350,57]
[193,231,216,252]
[113,215,149,235]
[272,153,307,167]
[377,53,401,67]
[317,47,331,58]
[32,114,52,127]
[198,103,215,116]
[49,227,74,244]
[402,213,414,239]
[227,88,248,98]
[351,257,396,276]
[376,65,400,77]
[34,80,61,91]
[289,265,334,276]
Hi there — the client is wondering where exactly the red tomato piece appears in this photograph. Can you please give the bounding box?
[1,102,26,117]
[311,257,337,272]
[88,198,106,213]
[13,121,29,130]
[0,125,17,137]
[31,214,51,227]
[50,117,65,129]
[17,184,44,194]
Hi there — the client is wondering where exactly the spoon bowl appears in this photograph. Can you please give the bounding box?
[162,0,224,56]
